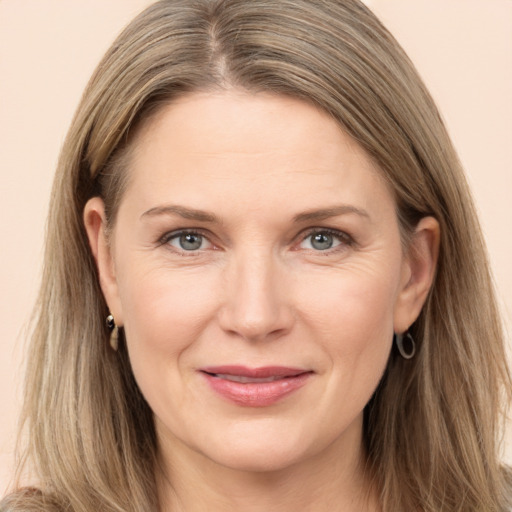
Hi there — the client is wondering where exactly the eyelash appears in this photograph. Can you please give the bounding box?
[158,228,354,255]
[298,228,354,253]
[158,229,214,254]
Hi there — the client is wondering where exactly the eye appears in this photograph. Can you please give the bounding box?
[164,231,213,252]
[299,229,350,251]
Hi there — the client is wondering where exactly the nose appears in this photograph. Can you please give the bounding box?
[217,252,294,343]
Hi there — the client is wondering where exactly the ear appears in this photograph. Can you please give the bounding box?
[83,197,123,326]
[393,216,440,333]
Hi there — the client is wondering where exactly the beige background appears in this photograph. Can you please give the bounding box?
[1,0,511,493]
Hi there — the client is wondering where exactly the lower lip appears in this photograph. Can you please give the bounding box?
[201,372,312,407]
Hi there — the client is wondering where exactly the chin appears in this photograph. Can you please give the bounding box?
[210,443,306,474]
[195,421,321,474]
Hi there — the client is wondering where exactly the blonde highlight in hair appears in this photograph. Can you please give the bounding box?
[3,1,511,510]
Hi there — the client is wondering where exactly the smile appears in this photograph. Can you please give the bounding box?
[199,366,313,407]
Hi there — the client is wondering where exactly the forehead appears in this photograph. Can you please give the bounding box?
[134,90,372,162]
[121,90,394,220]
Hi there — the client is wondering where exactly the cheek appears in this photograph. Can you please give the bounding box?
[116,263,223,420]
[312,276,395,446]
[300,265,398,389]
[117,263,220,364]
[303,264,398,339]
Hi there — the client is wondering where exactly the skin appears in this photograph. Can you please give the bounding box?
[85,90,439,512]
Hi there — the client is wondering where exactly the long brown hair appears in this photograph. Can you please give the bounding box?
[3,1,511,510]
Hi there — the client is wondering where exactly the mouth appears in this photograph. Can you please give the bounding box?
[199,366,313,407]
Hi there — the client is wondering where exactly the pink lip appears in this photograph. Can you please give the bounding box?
[199,366,312,407]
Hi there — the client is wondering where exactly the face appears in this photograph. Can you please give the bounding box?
[86,91,437,475]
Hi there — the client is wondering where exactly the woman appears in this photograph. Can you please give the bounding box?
[2,0,511,510]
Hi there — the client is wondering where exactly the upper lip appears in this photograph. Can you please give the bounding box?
[200,366,310,378]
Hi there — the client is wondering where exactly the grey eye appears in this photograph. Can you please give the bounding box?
[310,232,334,250]
[165,230,214,252]
[177,233,204,251]
[299,230,345,251]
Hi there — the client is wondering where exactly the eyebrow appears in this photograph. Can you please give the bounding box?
[140,204,370,223]
[293,205,370,223]
[141,205,218,222]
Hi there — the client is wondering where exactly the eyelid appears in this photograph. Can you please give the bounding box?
[156,226,354,254]
[296,227,354,251]
[158,228,216,251]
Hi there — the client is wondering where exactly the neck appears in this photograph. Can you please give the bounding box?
[156,421,380,512]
